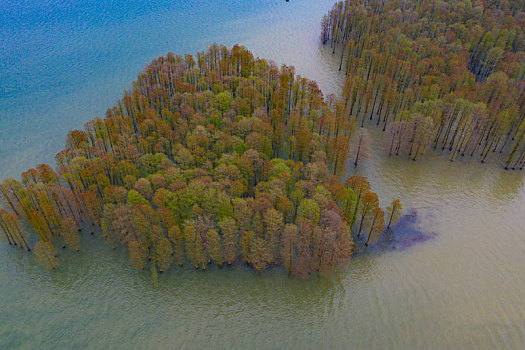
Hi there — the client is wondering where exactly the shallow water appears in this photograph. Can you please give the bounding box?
[1,1,525,349]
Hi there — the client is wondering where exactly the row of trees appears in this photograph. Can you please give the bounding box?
[321,0,525,167]
[0,45,402,278]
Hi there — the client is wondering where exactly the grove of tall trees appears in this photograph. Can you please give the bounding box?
[0,45,401,278]
[322,0,525,167]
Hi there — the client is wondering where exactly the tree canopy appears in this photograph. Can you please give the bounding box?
[0,44,398,278]
[322,0,525,167]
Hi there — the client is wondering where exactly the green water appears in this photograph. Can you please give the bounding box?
[1,1,525,349]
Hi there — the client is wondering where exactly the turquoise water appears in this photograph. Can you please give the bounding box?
[1,1,525,349]
[0,0,340,178]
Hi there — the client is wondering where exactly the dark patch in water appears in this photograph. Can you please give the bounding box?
[355,209,438,253]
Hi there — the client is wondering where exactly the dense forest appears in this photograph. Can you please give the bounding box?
[322,0,525,167]
[0,45,402,278]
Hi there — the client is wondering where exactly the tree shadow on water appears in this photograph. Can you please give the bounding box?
[355,208,438,255]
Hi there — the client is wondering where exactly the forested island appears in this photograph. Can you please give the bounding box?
[0,45,402,278]
[322,0,525,167]
[4,0,523,282]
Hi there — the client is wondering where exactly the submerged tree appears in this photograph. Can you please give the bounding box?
[353,128,370,167]
[364,206,384,246]
[386,199,402,230]
[323,0,525,168]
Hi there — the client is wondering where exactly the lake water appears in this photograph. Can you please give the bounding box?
[1,0,524,348]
